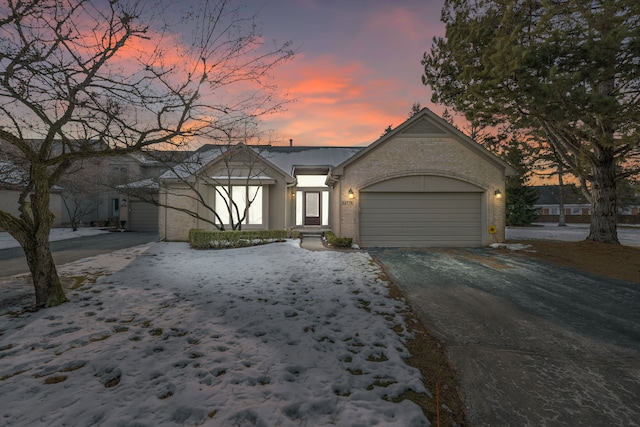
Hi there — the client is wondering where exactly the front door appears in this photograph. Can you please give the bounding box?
[304,192,321,225]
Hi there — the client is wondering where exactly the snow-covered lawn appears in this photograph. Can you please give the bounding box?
[0,227,110,250]
[0,240,430,426]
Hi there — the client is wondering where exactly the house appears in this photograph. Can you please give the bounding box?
[158,108,516,247]
[534,184,640,224]
[108,151,188,231]
[0,160,64,229]
[534,185,591,222]
[0,137,178,230]
[58,153,163,229]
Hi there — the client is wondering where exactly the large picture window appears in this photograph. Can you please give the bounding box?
[215,185,263,226]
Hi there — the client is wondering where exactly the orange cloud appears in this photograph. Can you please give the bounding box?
[261,54,413,146]
[254,0,445,147]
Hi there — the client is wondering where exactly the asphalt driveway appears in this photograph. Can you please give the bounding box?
[369,247,640,426]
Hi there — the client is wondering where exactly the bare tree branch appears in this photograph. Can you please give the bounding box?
[0,0,293,308]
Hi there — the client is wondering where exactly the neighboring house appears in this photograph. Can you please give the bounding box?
[534,185,640,223]
[0,136,181,230]
[159,108,516,247]
[534,185,591,221]
[99,152,168,231]
[0,160,64,228]
[56,149,194,230]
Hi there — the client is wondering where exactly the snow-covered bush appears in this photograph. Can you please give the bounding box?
[189,229,289,249]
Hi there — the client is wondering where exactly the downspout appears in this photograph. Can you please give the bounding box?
[195,175,200,230]
[325,170,339,236]
[162,183,168,241]
[286,180,297,229]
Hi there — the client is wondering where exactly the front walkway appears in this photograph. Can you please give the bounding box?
[299,234,328,251]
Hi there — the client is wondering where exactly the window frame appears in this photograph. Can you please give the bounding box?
[214,185,263,226]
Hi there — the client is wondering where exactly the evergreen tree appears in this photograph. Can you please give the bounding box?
[422,0,640,243]
[409,102,422,117]
[502,138,538,226]
[441,108,455,126]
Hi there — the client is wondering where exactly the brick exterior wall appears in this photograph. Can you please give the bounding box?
[332,135,508,245]
[159,185,198,240]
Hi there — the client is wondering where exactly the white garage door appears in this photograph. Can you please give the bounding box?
[128,201,158,232]
[359,192,482,247]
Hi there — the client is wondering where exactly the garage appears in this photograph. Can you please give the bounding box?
[359,192,482,247]
[356,175,484,248]
[128,200,158,232]
[325,108,515,246]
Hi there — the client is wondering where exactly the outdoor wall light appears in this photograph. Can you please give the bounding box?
[348,189,355,199]
[494,189,502,198]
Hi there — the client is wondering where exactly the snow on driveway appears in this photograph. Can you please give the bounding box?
[0,240,429,426]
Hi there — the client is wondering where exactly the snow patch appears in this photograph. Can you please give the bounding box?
[490,243,534,251]
[0,240,430,426]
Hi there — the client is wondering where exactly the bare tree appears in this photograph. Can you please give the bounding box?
[0,0,293,308]
[58,160,102,231]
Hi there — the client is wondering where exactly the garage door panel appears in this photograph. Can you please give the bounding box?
[129,201,158,232]
[361,213,479,222]
[360,192,482,247]
[364,226,479,236]
[363,194,478,207]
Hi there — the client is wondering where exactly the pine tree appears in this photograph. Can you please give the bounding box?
[422,0,640,243]
[502,139,538,226]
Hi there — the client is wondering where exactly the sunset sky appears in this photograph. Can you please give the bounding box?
[252,0,447,147]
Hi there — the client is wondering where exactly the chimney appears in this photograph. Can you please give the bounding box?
[289,138,293,148]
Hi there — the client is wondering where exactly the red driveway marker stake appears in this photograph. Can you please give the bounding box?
[436,381,441,427]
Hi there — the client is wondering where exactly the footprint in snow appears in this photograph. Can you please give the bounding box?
[94,364,121,388]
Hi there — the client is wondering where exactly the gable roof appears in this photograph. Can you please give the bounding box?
[258,146,363,176]
[327,107,517,180]
[159,144,363,182]
[158,143,296,183]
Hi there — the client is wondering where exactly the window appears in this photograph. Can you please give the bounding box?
[215,185,262,226]
[322,191,329,224]
[110,165,129,183]
[297,175,327,188]
[296,191,303,225]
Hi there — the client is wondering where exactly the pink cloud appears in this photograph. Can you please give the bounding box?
[263,55,410,146]
[252,1,447,147]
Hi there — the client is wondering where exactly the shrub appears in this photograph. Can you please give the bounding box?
[189,229,289,249]
[289,230,301,240]
[324,231,352,248]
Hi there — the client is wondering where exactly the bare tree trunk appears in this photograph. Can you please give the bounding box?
[24,235,67,308]
[587,148,618,244]
[557,164,566,227]
[22,173,68,308]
